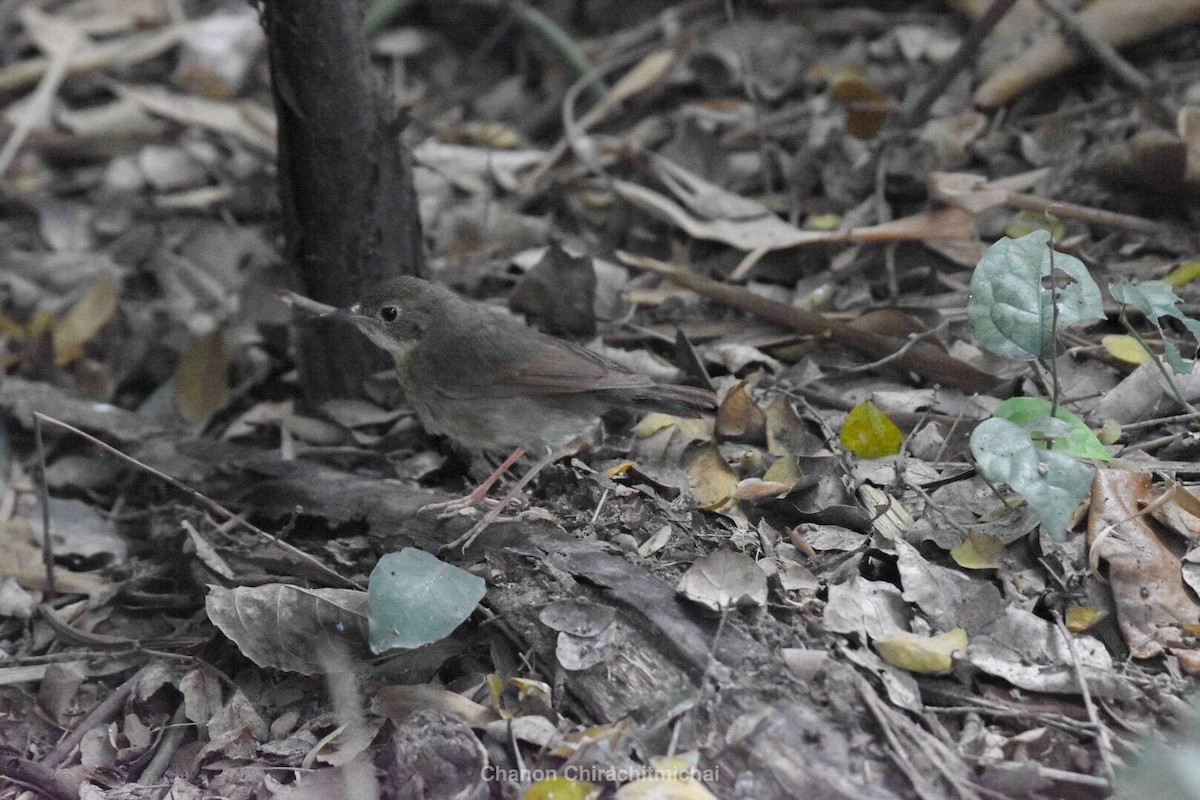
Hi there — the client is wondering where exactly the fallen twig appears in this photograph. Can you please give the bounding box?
[906,0,1020,124]
[617,251,1001,394]
[33,413,364,591]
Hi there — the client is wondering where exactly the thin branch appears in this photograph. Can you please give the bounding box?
[34,415,56,597]
[33,413,364,591]
[906,0,1020,124]
[1035,0,1174,122]
[1052,611,1119,784]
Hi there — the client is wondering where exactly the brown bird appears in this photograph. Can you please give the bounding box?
[341,276,715,550]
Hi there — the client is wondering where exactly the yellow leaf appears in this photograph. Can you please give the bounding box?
[52,278,118,366]
[28,309,55,339]
[805,213,842,231]
[457,121,521,150]
[550,718,634,757]
[1097,420,1122,446]
[524,777,597,800]
[0,314,25,339]
[485,673,505,711]
[1172,484,1200,518]
[174,330,230,425]
[950,532,1003,569]
[633,413,711,442]
[651,755,698,779]
[761,456,801,493]
[1003,211,1065,241]
[1165,260,1200,288]
[829,74,888,140]
[604,462,635,478]
[1101,334,1151,365]
[874,629,967,675]
[1065,606,1106,633]
[685,443,740,519]
[840,400,903,459]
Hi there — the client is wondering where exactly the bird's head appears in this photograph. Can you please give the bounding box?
[340,276,443,360]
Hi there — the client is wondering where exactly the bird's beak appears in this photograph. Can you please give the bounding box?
[329,304,366,323]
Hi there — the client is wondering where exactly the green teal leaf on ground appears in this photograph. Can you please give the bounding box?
[840,399,903,459]
[970,417,1094,541]
[993,397,1111,461]
[968,230,1103,361]
[368,548,486,653]
[1109,280,1200,374]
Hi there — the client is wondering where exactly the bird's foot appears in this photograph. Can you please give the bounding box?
[441,517,493,554]
[440,446,557,554]
[420,491,527,519]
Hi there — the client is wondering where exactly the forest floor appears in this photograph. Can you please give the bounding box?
[2,1,1200,799]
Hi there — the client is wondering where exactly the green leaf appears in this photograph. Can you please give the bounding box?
[840,399,903,459]
[993,397,1111,461]
[368,548,485,653]
[970,417,1094,541]
[968,230,1103,360]
[1109,280,1200,374]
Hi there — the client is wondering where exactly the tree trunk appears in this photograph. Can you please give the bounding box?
[262,0,424,402]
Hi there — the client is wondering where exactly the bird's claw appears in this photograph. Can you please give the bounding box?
[441,519,489,554]
[420,496,504,518]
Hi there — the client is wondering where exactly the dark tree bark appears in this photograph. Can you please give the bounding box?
[262,0,424,402]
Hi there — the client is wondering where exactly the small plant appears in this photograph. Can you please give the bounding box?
[966,230,1200,539]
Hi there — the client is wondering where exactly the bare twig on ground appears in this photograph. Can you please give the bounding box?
[906,0,1020,124]
[41,664,150,768]
[33,413,364,591]
[618,251,1001,394]
[1052,612,1119,784]
[1034,0,1173,121]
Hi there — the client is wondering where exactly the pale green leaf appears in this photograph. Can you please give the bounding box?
[369,549,485,652]
[970,417,1094,540]
[968,231,1103,360]
[993,397,1110,461]
[1109,280,1200,374]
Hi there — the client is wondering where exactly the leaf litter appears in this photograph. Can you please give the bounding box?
[2,1,1200,798]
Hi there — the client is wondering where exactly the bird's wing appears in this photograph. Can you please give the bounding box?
[506,336,657,394]
[424,308,654,398]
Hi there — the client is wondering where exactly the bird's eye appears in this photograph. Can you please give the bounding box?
[379,305,399,322]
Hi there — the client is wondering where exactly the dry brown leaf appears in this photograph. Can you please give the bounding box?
[684,443,742,519]
[175,330,230,425]
[371,684,496,727]
[52,278,118,366]
[1087,469,1200,658]
[974,0,1200,107]
[715,381,765,443]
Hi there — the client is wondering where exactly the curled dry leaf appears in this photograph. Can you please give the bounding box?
[684,443,742,520]
[372,684,496,727]
[715,381,765,443]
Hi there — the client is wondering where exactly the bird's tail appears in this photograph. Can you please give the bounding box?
[631,383,716,417]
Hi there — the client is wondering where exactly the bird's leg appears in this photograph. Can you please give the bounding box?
[443,445,557,552]
[419,445,526,517]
